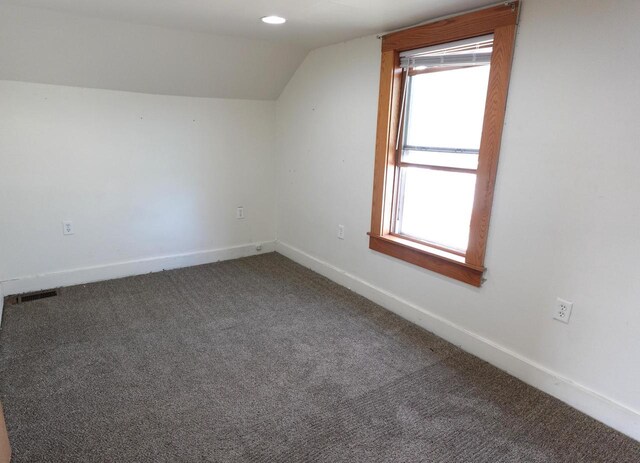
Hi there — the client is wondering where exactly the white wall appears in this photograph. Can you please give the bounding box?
[0,81,277,294]
[275,0,640,439]
[0,4,307,100]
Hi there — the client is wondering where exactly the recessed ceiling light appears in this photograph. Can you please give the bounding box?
[261,15,286,25]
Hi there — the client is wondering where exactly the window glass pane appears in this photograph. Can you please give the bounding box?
[404,65,491,151]
[402,149,478,170]
[397,167,476,252]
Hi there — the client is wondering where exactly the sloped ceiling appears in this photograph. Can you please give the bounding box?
[0,1,496,99]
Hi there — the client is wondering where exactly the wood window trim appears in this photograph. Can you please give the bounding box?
[369,2,519,287]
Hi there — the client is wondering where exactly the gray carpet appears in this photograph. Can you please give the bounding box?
[1,253,639,462]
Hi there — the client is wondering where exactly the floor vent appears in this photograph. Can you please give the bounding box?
[15,290,59,304]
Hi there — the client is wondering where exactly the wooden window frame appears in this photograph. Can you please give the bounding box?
[369,2,519,287]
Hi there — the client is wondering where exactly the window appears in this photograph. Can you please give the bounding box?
[369,2,519,286]
[397,36,493,254]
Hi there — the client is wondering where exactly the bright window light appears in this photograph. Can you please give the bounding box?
[395,37,493,253]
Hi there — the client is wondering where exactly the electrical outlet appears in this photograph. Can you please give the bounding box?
[553,298,573,323]
[62,221,74,235]
[256,243,263,251]
[236,207,245,219]
[337,225,345,240]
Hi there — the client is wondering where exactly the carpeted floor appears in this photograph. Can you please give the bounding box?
[1,253,639,462]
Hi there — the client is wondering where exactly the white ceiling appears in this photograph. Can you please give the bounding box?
[0,1,498,99]
[2,0,497,50]
[0,4,308,99]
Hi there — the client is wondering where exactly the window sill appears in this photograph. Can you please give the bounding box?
[368,234,485,287]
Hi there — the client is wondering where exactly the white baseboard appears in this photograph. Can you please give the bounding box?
[275,240,640,442]
[0,241,276,297]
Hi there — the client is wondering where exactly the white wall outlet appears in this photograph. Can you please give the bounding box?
[62,220,74,235]
[337,224,345,240]
[553,298,573,323]
[256,243,263,251]
[236,206,245,219]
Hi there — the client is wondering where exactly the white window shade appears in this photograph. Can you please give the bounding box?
[401,52,492,69]
[400,34,494,69]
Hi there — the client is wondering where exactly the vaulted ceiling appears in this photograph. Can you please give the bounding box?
[0,0,496,99]
[2,0,497,49]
